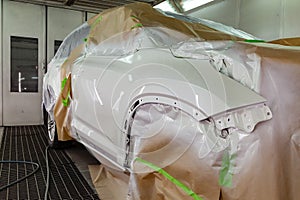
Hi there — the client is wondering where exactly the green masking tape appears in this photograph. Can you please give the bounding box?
[87,15,103,42]
[91,15,103,30]
[219,151,236,187]
[135,157,202,200]
[131,23,143,30]
[61,78,70,107]
[244,39,266,43]
[62,97,69,107]
[131,15,139,19]
[61,77,68,91]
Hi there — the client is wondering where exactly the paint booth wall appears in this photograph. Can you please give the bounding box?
[188,0,239,29]
[0,0,97,126]
[188,0,300,41]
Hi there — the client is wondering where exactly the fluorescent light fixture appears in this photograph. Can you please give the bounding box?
[154,1,177,13]
[183,0,214,11]
[154,0,214,12]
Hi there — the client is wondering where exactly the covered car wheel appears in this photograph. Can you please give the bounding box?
[47,114,73,148]
[47,114,60,148]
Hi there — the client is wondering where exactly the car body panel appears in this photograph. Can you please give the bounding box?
[70,48,269,168]
[43,3,272,171]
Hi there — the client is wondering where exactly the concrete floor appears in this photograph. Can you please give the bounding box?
[65,142,100,192]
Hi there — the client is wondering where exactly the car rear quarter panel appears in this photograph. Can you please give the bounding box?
[71,48,266,167]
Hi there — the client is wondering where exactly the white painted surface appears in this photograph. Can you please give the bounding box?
[47,7,84,63]
[3,1,45,125]
[67,48,267,167]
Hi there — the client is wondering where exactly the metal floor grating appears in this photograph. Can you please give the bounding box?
[0,126,100,199]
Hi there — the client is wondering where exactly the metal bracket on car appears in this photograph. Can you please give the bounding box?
[213,104,272,133]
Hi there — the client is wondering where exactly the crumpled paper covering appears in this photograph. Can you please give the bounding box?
[128,104,222,200]
[49,2,253,141]
[86,3,243,47]
[89,164,129,200]
[270,37,300,46]
[45,3,300,199]
[163,11,258,40]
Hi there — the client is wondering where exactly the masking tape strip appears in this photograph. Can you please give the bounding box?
[131,23,143,30]
[131,15,139,19]
[61,78,70,107]
[219,151,236,187]
[86,15,103,43]
[91,15,103,30]
[62,96,69,107]
[135,157,203,200]
[244,39,265,43]
[61,77,68,90]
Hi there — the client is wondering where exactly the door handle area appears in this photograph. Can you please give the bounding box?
[18,72,25,93]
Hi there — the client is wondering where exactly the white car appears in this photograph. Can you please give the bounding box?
[43,3,272,173]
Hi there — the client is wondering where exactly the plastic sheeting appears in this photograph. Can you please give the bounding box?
[84,2,246,57]
[163,11,259,41]
[54,22,90,61]
[171,41,262,92]
[126,42,300,199]
[43,2,300,199]
[128,103,233,199]
[43,22,90,119]
[44,2,258,142]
